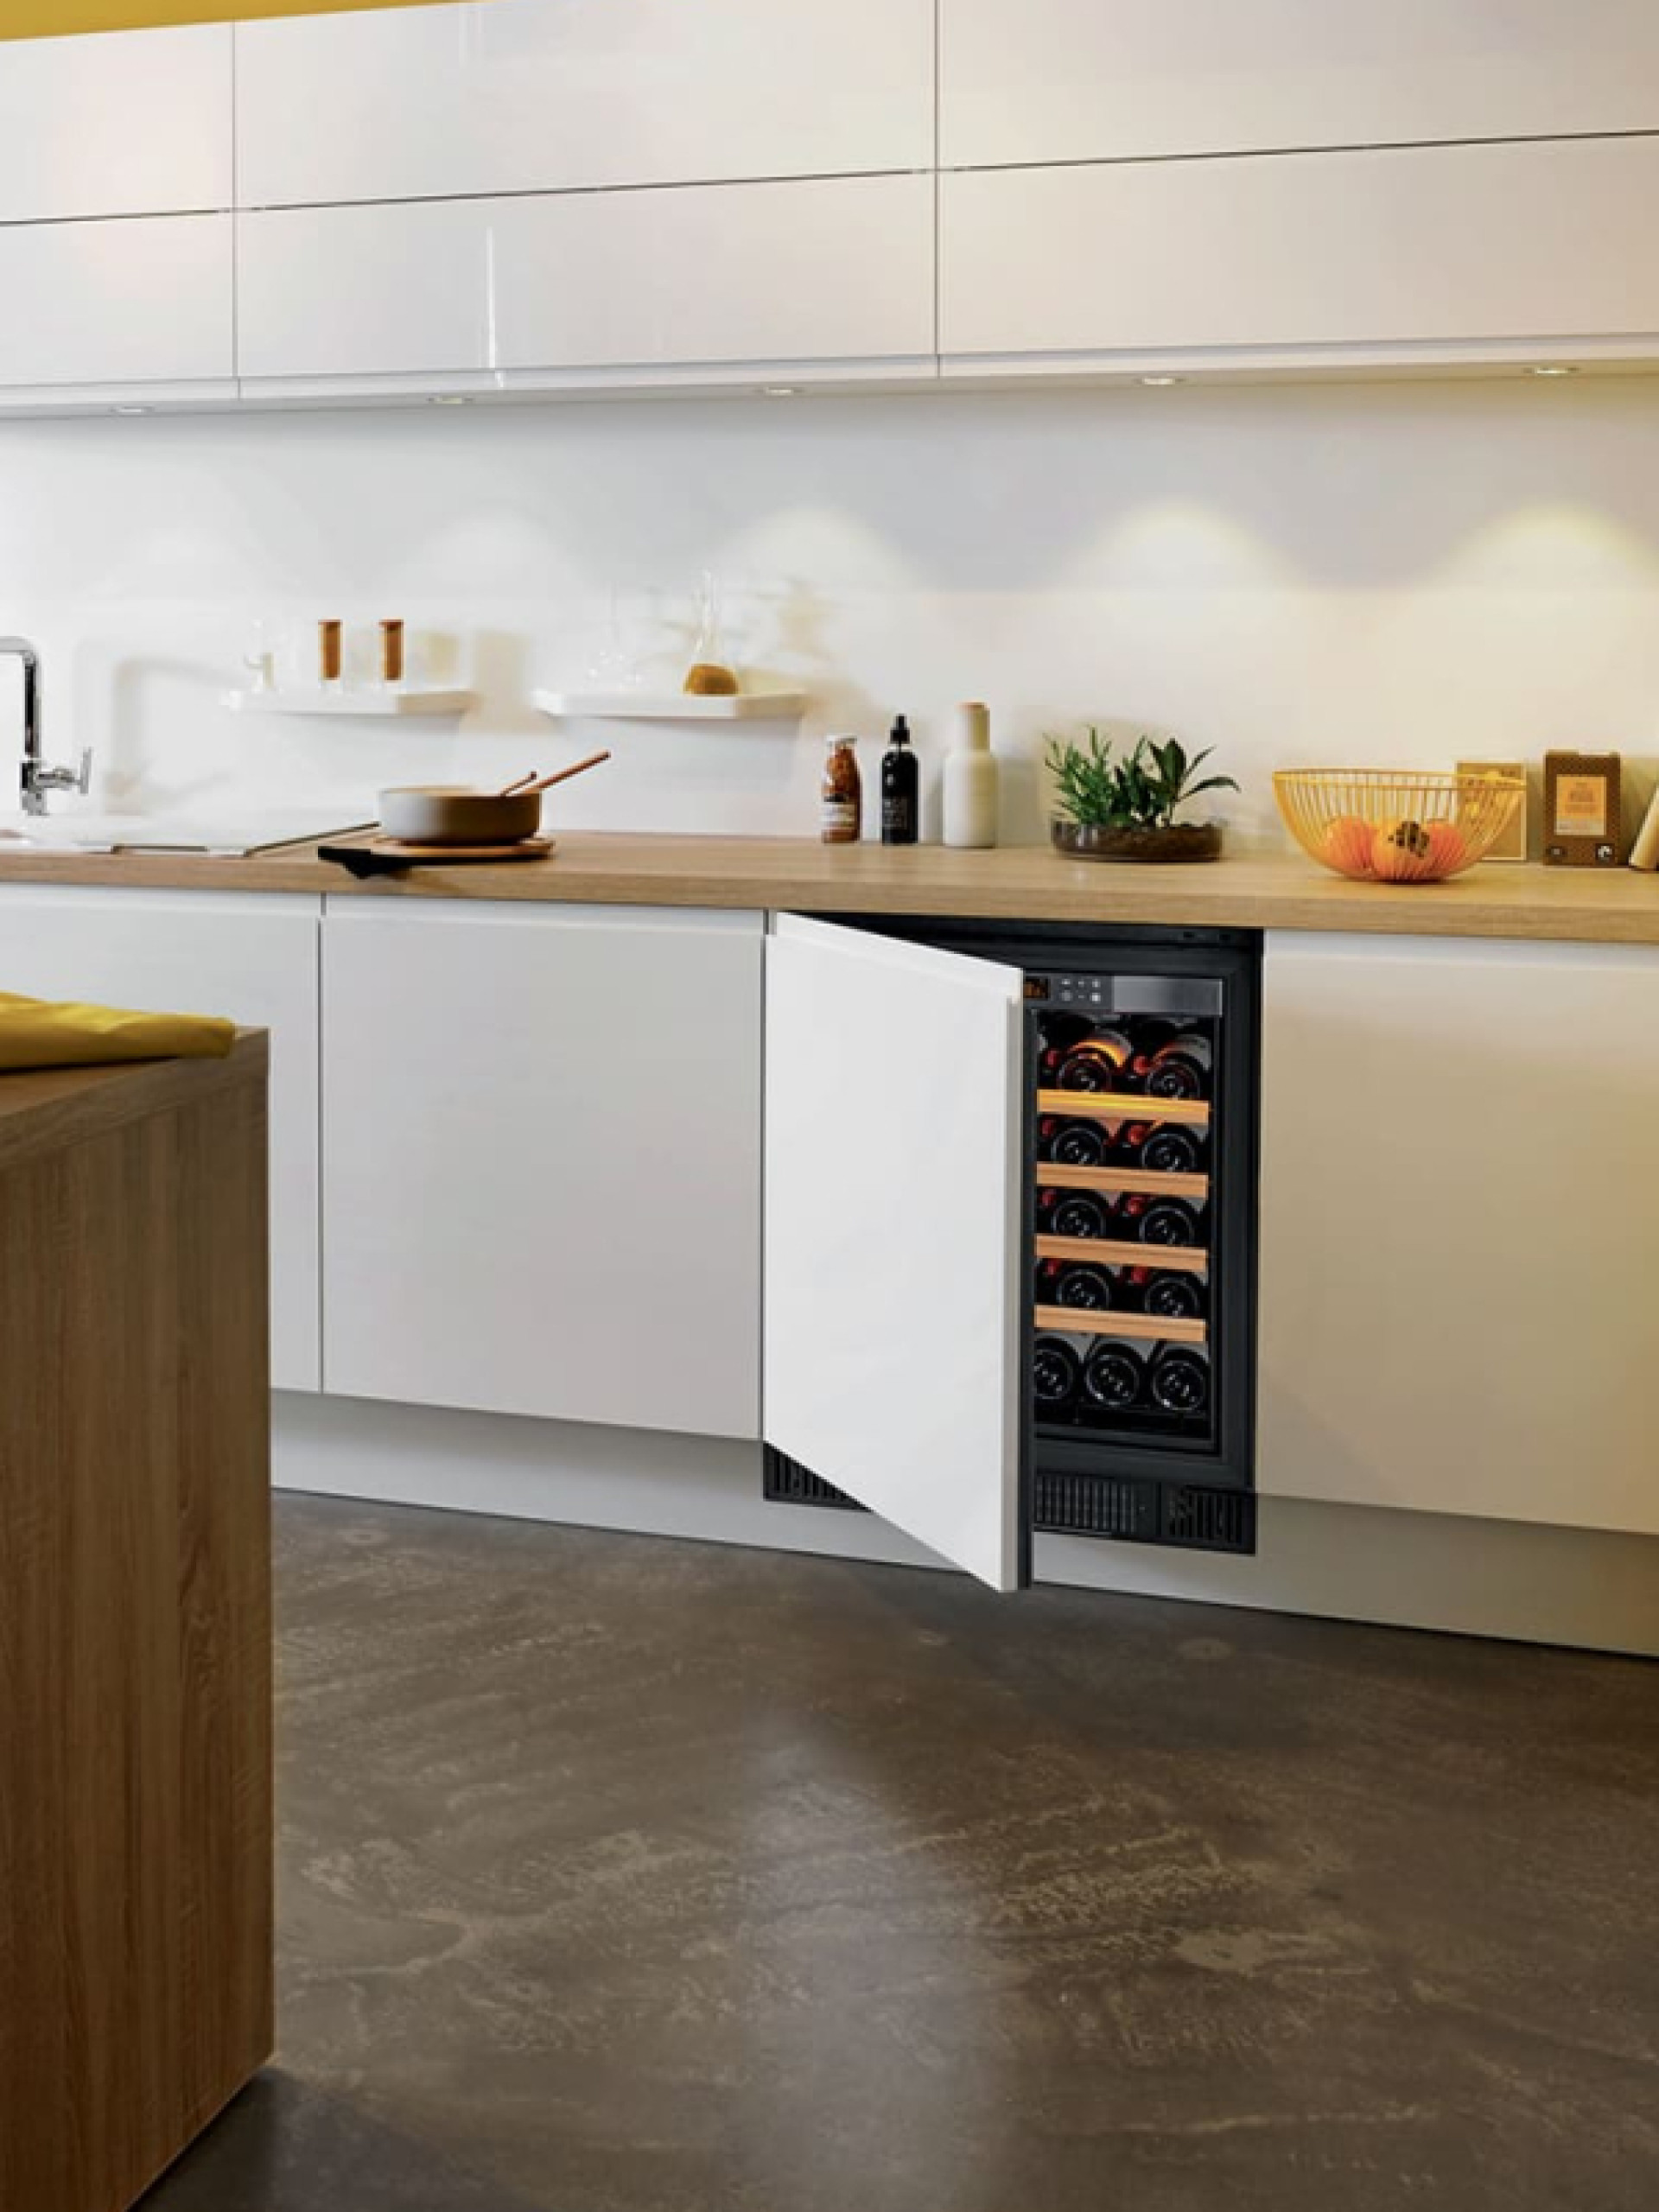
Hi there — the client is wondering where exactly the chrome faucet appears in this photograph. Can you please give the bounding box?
[0,637,92,817]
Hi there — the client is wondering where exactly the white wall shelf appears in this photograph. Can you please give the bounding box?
[533,687,807,723]
[222,687,477,718]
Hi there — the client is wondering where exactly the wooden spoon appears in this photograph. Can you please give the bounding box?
[518,751,612,798]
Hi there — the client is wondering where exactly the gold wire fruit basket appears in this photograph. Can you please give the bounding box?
[1273,768,1526,883]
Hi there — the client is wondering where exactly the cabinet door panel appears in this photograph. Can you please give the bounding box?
[238,179,934,387]
[236,0,931,208]
[236,202,493,384]
[942,140,1659,368]
[765,917,1025,1592]
[941,0,1659,169]
[0,24,231,222]
[0,216,232,397]
[0,890,321,1391]
[1258,934,1659,1536]
[495,176,934,376]
[321,904,762,1440]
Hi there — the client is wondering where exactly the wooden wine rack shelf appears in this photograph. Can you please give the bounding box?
[1036,1088,1211,1128]
[1033,1305,1208,1347]
[1033,1234,1208,1273]
[1039,1162,1210,1201]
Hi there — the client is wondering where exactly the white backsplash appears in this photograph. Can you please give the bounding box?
[2,378,1658,845]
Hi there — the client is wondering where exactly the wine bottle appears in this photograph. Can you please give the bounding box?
[1039,1115,1109,1168]
[1053,1262,1116,1311]
[1137,1123,1208,1177]
[1149,1345,1210,1416]
[1056,1029,1137,1094]
[1083,1340,1147,1411]
[1051,1190,1115,1242]
[1143,1033,1213,1101]
[1139,1268,1208,1321]
[1120,1193,1203,1247]
[1032,1335,1081,1412]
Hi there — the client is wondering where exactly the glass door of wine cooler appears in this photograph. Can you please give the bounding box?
[1032,984,1220,1447]
[1024,948,1259,1553]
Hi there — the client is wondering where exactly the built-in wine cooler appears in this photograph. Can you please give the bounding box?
[1021,931,1260,1554]
[761,915,1262,1583]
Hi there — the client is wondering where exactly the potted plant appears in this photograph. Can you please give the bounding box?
[1045,729,1238,863]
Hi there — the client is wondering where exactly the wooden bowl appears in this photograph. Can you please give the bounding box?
[1273,769,1524,883]
[378,786,543,847]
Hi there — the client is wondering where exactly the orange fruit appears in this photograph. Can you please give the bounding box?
[1425,821,1470,875]
[1371,818,1433,881]
[1321,815,1376,877]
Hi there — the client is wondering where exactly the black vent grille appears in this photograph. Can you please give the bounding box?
[1038,1471,1255,1555]
[1033,1470,1157,1542]
[1160,1484,1256,1554]
[763,1447,865,1513]
[766,1451,1255,1557]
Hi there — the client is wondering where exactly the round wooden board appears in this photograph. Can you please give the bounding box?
[372,837,556,864]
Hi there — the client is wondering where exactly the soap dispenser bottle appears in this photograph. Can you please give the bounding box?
[880,714,919,845]
[942,701,998,849]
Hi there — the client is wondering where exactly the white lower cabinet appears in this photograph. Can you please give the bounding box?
[0,889,321,1389]
[763,917,1027,1590]
[941,137,1659,372]
[1257,933,1659,1537]
[320,901,763,1439]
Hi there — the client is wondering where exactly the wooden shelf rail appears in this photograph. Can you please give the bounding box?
[1033,1235,1208,1273]
[1032,1305,1208,1347]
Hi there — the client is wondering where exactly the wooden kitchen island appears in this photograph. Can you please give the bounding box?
[0,1036,273,2212]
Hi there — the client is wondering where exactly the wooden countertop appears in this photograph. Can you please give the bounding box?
[2,832,1657,945]
[0,1031,269,1173]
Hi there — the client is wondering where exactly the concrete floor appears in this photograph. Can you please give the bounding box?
[148,1495,1657,2212]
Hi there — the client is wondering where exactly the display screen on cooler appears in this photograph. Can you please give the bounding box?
[1034,972,1116,1011]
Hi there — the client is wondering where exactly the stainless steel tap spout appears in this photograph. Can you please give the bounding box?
[0,637,92,817]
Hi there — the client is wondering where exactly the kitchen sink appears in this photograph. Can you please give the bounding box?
[0,807,372,856]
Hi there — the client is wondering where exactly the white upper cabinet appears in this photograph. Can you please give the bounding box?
[941,138,1659,371]
[493,177,934,383]
[237,200,490,387]
[765,918,1026,1592]
[0,23,231,223]
[941,0,1659,169]
[321,903,763,1441]
[0,215,233,401]
[235,0,933,208]
[1257,935,1659,1539]
[238,175,935,389]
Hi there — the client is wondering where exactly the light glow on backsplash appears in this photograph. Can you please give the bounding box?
[1,378,1658,844]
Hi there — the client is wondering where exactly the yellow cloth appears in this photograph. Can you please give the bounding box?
[0,989,237,1071]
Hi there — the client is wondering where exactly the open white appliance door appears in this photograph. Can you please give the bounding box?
[764,914,1026,1591]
